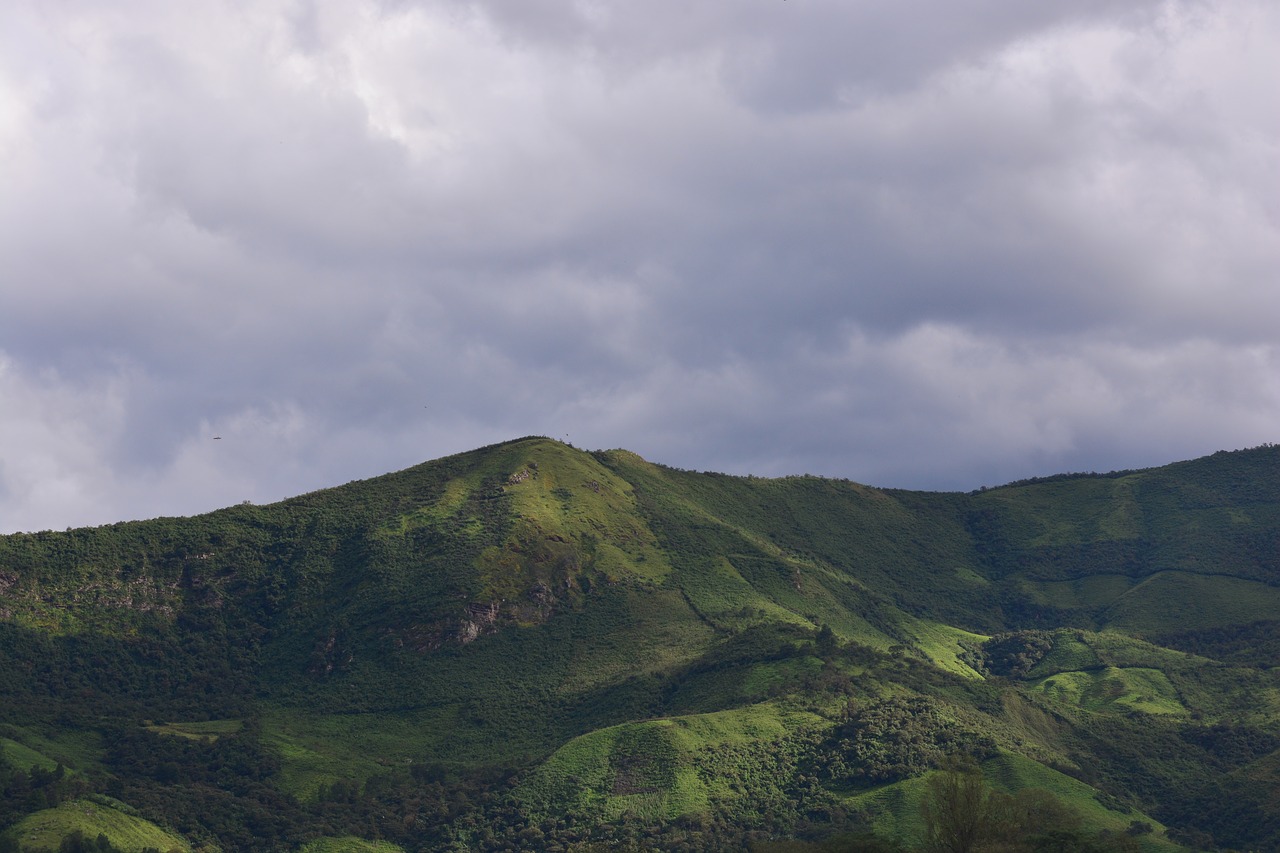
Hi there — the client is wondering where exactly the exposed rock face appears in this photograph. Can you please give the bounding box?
[388,575,579,657]
[391,600,507,654]
[457,601,501,644]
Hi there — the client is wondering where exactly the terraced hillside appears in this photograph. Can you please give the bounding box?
[1,438,1279,851]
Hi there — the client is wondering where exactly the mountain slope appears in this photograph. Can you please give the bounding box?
[2,438,1279,851]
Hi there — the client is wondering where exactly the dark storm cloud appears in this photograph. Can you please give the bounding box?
[0,0,1276,532]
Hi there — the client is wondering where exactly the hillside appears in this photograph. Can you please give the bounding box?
[2,437,1280,851]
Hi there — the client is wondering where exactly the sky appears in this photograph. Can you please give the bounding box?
[1,0,1278,533]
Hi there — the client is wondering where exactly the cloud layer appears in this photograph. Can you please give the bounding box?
[1,0,1277,531]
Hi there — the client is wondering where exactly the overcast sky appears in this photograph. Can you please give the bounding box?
[1,0,1277,533]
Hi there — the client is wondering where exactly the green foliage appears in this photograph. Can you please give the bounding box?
[814,698,996,787]
[920,758,1009,853]
[983,632,1056,679]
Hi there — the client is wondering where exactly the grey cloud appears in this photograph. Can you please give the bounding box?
[587,327,1280,491]
[0,0,1276,532]
[453,0,1175,111]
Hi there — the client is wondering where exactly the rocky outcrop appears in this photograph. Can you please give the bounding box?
[457,601,501,644]
[394,600,505,653]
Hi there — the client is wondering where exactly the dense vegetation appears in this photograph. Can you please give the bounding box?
[1,437,1279,851]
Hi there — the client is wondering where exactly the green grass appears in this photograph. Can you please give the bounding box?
[1,737,60,772]
[839,752,1182,851]
[900,619,987,679]
[297,838,405,853]
[500,442,673,583]
[516,702,822,821]
[1027,632,1102,678]
[2,798,190,852]
[144,719,243,741]
[1103,571,1280,635]
[262,709,422,799]
[953,566,990,586]
[0,726,103,774]
[984,753,1182,850]
[387,438,677,597]
[1024,574,1137,610]
[840,774,932,849]
[1032,667,1185,715]
[975,475,1143,549]
[739,656,826,697]
[675,555,816,632]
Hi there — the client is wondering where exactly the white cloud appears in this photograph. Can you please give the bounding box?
[0,355,129,532]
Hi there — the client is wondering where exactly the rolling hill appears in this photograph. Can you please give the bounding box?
[2,437,1279,851]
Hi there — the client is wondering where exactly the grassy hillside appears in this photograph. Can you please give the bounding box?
[1,438,1280,851]
[2,798,190,852]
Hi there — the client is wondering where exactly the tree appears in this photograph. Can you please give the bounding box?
[919,757,1013,853]
[920,760,1132,853]
[815,624,839,657]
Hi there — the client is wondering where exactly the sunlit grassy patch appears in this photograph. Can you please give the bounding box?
[3,798,190,852]
[1033,666,1185,715]
[517,702,822,821]
[0,727,102,774]
[144,719,243,741]
[840,775,931,849]
[900,619,987,679]
[0,738,59,772]
[1027,632,1101,678]
[985,752,1181,849]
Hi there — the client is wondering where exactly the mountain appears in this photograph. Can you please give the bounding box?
[2,437,1280,851]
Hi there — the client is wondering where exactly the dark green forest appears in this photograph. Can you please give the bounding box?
[3,437,1280,851]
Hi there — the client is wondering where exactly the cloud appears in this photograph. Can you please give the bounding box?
[548,323,1280,489]
[0,0,1276,532]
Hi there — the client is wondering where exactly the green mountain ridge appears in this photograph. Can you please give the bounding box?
[2,437,1279,851]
